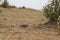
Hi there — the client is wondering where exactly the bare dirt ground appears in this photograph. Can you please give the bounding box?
[0,8,60,40]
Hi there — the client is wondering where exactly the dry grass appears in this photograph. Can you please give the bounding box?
[0,8,48,26]
[0,26,59,40]
[0,8,59,40]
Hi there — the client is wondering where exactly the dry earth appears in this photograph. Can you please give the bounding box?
[0,8,60,40]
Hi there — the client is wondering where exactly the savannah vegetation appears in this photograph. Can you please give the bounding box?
[0,0,60,29]
[0,0,60,40]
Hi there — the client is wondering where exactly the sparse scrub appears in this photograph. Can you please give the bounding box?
[8,5,16,8]
[22,6,26,9]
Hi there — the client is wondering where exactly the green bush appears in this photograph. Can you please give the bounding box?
[57,16,60,29]
[44,0,60,22]
[1,0,9,8]
[0,0,16,8]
